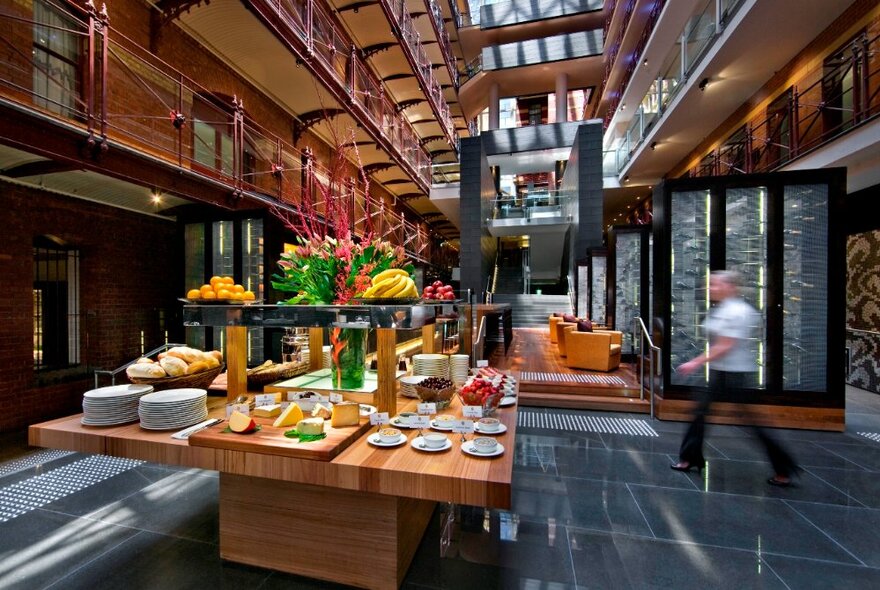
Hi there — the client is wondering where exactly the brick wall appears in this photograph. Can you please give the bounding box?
[0,180,179,432]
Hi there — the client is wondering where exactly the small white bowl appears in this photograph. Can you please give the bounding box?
[397,411,418,425]
[477,418,501,432]
[378,428,402,443]
[473,436,498,453]
[423,433,448,448]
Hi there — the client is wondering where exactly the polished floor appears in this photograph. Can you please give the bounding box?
[2,386,880,589]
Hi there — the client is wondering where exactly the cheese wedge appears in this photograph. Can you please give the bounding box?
[296,417,325,435]
[254,404,281,418]
[311,402,333,419]
[330,401,360,428]
[273,403,304,428]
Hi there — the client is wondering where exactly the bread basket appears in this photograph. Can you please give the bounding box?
[128,365,223,391]
[413,383,456,410]
[246,360,310,388]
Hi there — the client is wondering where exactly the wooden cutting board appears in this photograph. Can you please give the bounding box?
[188,415,372,461]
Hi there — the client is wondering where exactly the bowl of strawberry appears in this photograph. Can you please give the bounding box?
[459,378,503,415]
[422,281,456,301]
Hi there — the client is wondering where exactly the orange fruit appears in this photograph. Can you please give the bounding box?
[217,288,233,299]
[209,276,224,290]
[202,290,217,299]
[231,291,244,301]
[222,276,235,285]
[242,290,256,301]
[199,284,214,297]
[231,284,245,293]
[186,288,201,299]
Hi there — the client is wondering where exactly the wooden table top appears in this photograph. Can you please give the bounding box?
[29,389,518,508]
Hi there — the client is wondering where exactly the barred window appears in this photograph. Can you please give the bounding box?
[33,0,81,117]
[33,236,80,371]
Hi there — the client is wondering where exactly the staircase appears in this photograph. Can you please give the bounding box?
[491,294,571,328]
[493,266,524,294]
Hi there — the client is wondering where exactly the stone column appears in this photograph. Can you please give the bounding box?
[489,83,500,130]
[555,73,569,123]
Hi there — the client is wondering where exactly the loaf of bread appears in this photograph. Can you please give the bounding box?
[185,360,209,375]
[159,356,188,377]
[166,346,203,364]
[209,350,223,363]
[126,363,167,379]
[203,356,220,369]
[134,356,154,364]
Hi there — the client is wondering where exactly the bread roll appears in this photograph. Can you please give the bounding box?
[126,363,166,379]
[203,356,220,369]
[159,356,188,377]
[185,361,209,375]
[209,350,223,363]
[134,356,154,364]
[167,346,202,364]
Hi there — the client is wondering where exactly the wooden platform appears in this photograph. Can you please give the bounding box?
[489,328,650,413]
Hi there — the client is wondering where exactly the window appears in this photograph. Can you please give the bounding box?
[33,0,81,116]
[33,236,80,371]
[193,96,235,176]
[822,33,863,137]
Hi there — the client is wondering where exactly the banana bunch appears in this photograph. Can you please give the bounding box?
[361,268,418,298]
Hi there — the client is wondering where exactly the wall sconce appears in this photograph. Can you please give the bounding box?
[698,78,709,91]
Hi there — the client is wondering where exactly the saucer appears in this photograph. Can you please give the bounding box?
[430,419,456,431]
[367,433,407,447]
[390,416,420,429]
[411,436,452,452]
[474,422,508,435]
[499,396,517,407]
[461,441,505,457]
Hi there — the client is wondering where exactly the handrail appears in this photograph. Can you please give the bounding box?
[566,274,575,315]
[634,316,661,418]
[93,342,187,388]
[522,247,530,295]
[847,327,880,337]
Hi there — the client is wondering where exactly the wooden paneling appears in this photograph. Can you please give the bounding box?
[28,415,108,455]
[657,399,845,431]
[376,328,398,415]
[219,474,434,590]
[309,327,324,372]
[226,326,248,401]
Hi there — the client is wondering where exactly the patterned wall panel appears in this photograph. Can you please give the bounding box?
[847,230,880,394]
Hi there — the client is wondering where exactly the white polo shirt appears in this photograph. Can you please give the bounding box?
[704,297,760,372]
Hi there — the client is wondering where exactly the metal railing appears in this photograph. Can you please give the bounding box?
[566,274,575,315]
[93,343,186,388]
[490,189,571,221]
[634,316,661,418]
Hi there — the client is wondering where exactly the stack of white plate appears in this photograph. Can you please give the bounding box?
[82,384,154,426]
[322,345,332,368]
[399,375,426,398]
[138,388,208,430]
[412,354,449,379]
[449,354,470,385]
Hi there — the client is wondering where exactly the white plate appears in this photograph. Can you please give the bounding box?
[461,441,505,457]
[430,419,456,431]
[83,384,153,399]
[359,404,377,416]
[390,416,422,429]
[474,422,508,435]
[499,396,516,407]
[411,436,452,452]
[139,389,206,404]
[367,433,407,447]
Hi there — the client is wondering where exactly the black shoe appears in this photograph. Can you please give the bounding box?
[767,476,794,487]
[671,461,704,473]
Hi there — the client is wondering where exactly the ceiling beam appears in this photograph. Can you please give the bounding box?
[395,98,427,114]
[361,42,396,60]
[337,1,378,14]
[396,192,424,202]
[293,108,345,145]
[1,160,78,178]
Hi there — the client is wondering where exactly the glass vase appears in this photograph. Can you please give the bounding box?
[330,327,367,390]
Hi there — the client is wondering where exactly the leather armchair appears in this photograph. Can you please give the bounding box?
[555,322,577,356]
[549,316,564,343]
[565,330,623,372]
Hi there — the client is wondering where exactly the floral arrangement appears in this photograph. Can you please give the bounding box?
[272,235,412,305]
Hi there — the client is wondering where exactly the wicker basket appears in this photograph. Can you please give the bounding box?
[247,360,310,388]
[413,383,456,410]
[129,365,223,391]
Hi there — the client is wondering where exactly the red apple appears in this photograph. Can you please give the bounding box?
[433,280,443,288]
[442,292,455,300]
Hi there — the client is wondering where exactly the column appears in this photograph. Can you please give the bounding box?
[489,83,500,130]
[555,73,568,123]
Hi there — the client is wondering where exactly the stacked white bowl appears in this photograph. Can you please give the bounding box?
[449,354,470,386]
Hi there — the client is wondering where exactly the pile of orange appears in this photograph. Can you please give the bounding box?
[186,276,256,301]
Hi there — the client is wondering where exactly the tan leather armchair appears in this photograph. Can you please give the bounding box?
[555,322,577,356]
[565,329,623,372]
[549,316,564,343]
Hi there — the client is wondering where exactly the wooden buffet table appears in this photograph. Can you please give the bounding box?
[29,302,516,590]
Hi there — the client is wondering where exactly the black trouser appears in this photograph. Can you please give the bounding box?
[679,370,798,477]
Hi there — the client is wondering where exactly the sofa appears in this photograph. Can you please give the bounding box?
[565,329,623,372]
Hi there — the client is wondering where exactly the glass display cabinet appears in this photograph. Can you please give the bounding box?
[609,227,651,357]
[652,169,845,417]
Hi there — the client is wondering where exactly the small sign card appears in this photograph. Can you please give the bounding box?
[462,405,483,419]
[254,394,275,407]
[279,401,292,411]
[409,415,431,429]
[288,392,329,402]
[226,403,250,418]
[476,360,489,368]
[329,393,344,404]
[417,402,437,415]
[451,419,475,434]
[369,412,390,426]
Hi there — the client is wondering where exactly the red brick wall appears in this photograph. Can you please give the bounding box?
[0,180,179,432]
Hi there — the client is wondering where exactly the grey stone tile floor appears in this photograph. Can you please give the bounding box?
[1,385,880,589]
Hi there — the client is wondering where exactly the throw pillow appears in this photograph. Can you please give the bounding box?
[563,314,578,324]
[576,319,593,332]
[552,312,563,317]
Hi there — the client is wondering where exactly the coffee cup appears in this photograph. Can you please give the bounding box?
[478,417,500,432]
[472,436,498,453]
[378,428,402,443]
[423,433,447,449]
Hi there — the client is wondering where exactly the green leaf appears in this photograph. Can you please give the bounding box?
[282,430,327,442]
